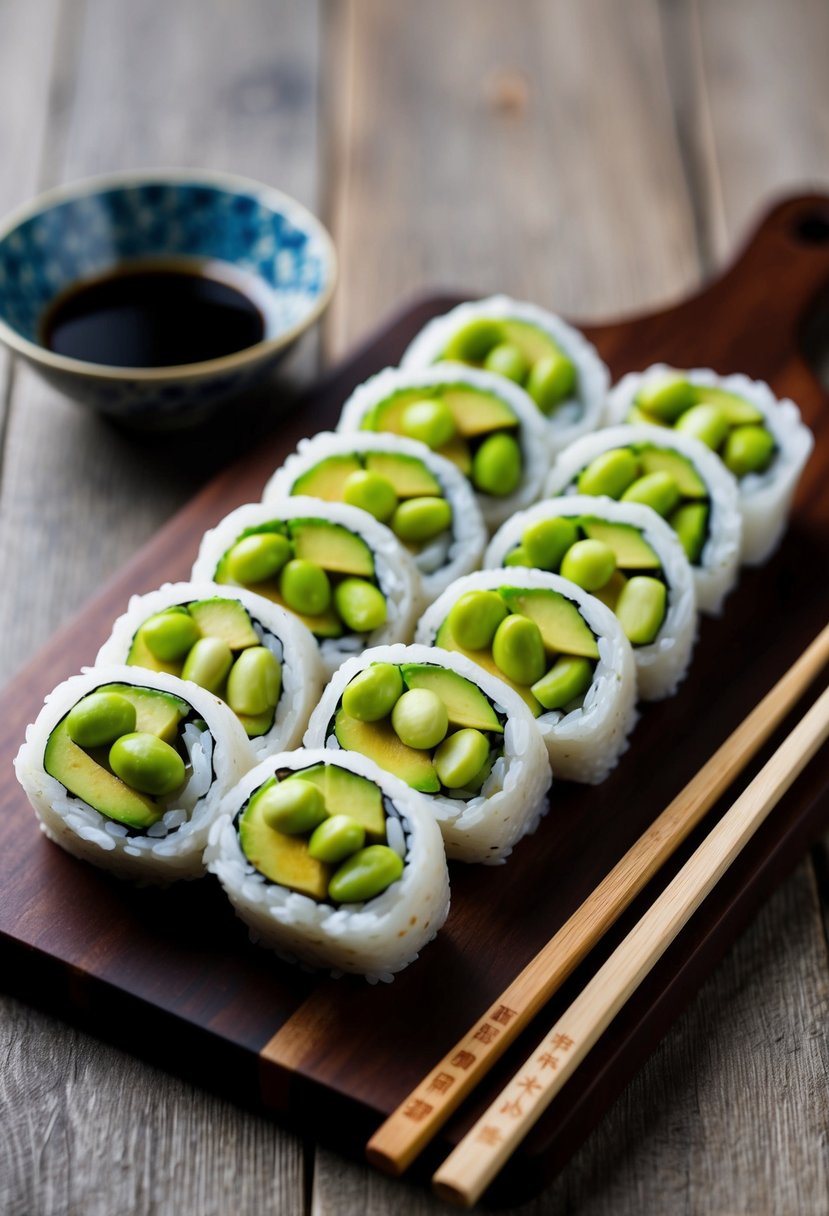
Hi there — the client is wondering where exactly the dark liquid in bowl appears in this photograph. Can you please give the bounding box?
[42,264,266,367]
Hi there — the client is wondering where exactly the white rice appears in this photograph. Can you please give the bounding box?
[604,365,814,566]
[191,498,422,679]
[399,294,609,455]
[544,425,742,615]
[335,364,550,531]
[483,497,698,701]
[303,643,552,865]
[14,666,257,882]
[261,431,487,611]
[204,747,450,981]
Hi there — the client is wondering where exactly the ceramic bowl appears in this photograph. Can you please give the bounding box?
[0,169,337,428]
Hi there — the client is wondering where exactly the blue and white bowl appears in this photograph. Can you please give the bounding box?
[0,170,337,427]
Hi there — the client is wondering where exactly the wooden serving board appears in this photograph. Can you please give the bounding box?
[2,195,829,1204]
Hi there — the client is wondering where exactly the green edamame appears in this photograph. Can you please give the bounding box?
[526,351,576,415]
[391,688,448,750]
[674,403,729,450]
[522,516,579,570]
[635,371,695,422]
[342,663,404,721]
[260,779,327,835]
[66,692,137,749]
[328,844,404,903]
[491,614,546,686]
[142,609,201,662]
[226,647,282,716]
[722,424,775,477]
[472,432,522,496]
[669,502,709,563]
[225,532,292,584]
[615,576,667,646]
[620,471,681,517]
[559,538,616,592]
[343,470,398,522]
[400,399,456,449]
[333,578,387,633]
[280,559,332,615]
[308,814,366,863]
[443,317,505,362]
[503,545,531,567]
[181,636,233,693]
[447,590,508,650]
[109,732,185,796]
[391,496,452,542]
[483,342,529,383]
[577,447,639,498]
[531,656,593,709]
[434,728,490,789]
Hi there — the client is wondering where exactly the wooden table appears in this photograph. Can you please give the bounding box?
[2,2,828,1212]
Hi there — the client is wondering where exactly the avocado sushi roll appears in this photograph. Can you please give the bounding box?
[14,666,256,882]
[416,569,638,782]
[205,748,450,981]
[336,365,550,531]
[262,432,487,607]
[544,425,742,615]
[603,365,814,565]
[191,498,421,678]
[303,643,551,864]
[484,496,698,701]
[399,295,609,455]
[95,582,324,758]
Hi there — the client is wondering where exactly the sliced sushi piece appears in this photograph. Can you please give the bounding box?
[484,496,697,701]
[262,432,487,608]
[544,424,742,615]
[95,582,324,759]
[399,295,609,455]
[336,364,549,531]
[14,666,256,882]
[205,747,450,982]
[303,643,551,865]
[416,569,637,781]
[603,365,814,565]
[191,498,421,679]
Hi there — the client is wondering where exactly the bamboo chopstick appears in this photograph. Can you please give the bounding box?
[366,622,829,1176]
[432,677,829,1207]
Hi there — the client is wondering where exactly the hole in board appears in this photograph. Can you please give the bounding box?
[793,213,829,245]
[799,282,829,392]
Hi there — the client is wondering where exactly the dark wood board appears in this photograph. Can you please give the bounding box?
[2,195,829,1204]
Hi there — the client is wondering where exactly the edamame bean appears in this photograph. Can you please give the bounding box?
[503,545,531,567]
[620,470,681,517]
[674,403,730,450]
[260,779,327,835]
[668,502,709,563]
[181,636,233,692]
[472,432,522,496]
[615,576,667,645]
[434,728,490,789]
[391,495,452,543]
[491,614,546,685]
[531,656,593,709]
[141,608,201,662]
[722,424,775,477]
[328,844,404,903]
[400,399,456,449]
[226,647,282,716]
[559,539,616,591]
[343,470,398,522]
[308,814,366,863]
[66,692,137,748]
[109,732,185,796]
[280,559,332,615]
[483,342,529,383]
[635,371,695,422]
[342,663,404,721]
[391,688,448,750]
[225,532,292,584]
[334,578,387,632]
[443,318,505,362]
[577,448,639,498]
[522,516,580,570]
[447,590,508,650]
[526,351,577,415]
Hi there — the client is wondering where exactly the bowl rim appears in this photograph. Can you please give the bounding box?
[0,167,338,382]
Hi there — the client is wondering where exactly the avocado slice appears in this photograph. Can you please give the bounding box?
[244,584,344,638]
[189,598,259,649]
[435,619,543,716]
[96,683,189,742]
[126,628,180,676]
[363,451,442,498]
[239,782,331,899]
[292,454,363,501]
[289,518,375,577]
[334,710,441,793]
[400,664,503,733]
[691,385,764,425]
[581,519,661,570]
[591,570,628,612]
[44,719,163,829]
[498,589,600,659]
[501,319,563,365]
[284,762,386,840]
[436,434,473,475]
[441,388,519,437]
[637,446,708,499]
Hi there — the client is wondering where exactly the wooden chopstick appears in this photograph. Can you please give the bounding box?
[365,622,829,1176]
[432,676,829,1207]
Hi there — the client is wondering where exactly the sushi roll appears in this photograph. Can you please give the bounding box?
[399,294,609,454]
[95,582,325,759]
[603,365,814,565]
[416,570,638,781]
[303,643,551,865]
[262,432,487,607]
[484,496,698,701]
[544,425,742,615]
[14,666,256,882]
[191,498,421,679]
[336,364,549,531]
[205,747,450,982]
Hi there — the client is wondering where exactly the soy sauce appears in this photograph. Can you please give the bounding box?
[42,262,266,367]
